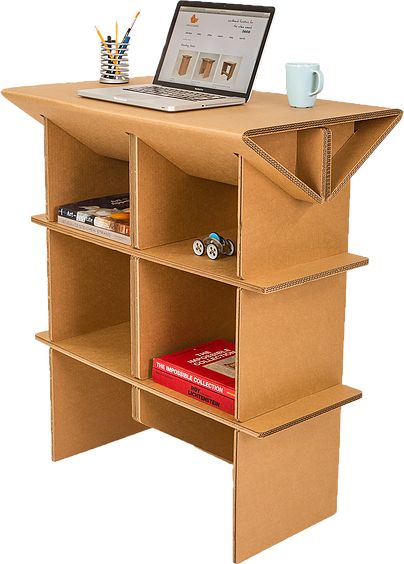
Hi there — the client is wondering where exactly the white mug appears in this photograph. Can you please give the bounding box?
[285,63,324,108]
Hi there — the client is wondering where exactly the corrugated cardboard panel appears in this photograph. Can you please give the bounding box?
[237,274,347,421]
[238,157,351,278]
[36,329,362,437]
[45,120,129,221]
[136,260,237,380]
[3,80,400,188]
[233,409,341,563]
[134,136,237,249]
[136,390,234,462]
[50,351,146,461]
[47,230,130,341]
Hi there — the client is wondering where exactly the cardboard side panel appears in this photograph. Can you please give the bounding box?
[134,137,237,249]
[137,390,234,462]
[45,119,129,221]
[50,350,146,461]
[233,410,341,563]
[237,274,347,421]
[136,260,237,379]
[48,231,130,341]
[239,158,350,277]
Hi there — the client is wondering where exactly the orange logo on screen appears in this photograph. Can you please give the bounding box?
[190,14,199,23]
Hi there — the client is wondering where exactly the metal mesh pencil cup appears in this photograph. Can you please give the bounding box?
[100,40,129,84]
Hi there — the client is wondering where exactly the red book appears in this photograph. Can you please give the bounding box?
[153,340,236,400]
[152,368,235,415]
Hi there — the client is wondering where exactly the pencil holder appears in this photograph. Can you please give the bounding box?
[100,40,129,84]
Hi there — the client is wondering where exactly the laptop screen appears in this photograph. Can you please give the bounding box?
[154,3,274,98]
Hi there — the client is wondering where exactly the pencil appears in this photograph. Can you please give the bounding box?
[95,25,117,65]
[115,21,119,56]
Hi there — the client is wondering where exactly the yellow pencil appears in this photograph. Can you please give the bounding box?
[115,21,119,57]
[95,26,117,65]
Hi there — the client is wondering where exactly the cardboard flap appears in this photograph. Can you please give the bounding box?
[246,384,361,438]
[329,115,400,200]
[242,109,401,205]
[241,127,331,203]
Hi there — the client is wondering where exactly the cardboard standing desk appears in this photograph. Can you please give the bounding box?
[2,77,401,562]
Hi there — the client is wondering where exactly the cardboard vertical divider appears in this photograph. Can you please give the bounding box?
[3,80,401,563]
[50,350,146,461]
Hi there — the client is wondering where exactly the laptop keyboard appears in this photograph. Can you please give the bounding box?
[123,85,225,101]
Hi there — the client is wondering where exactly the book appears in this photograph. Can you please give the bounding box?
[58,216,130,244]
[153,340,236,404]
[57,194,130,242]
[152,368,235,415]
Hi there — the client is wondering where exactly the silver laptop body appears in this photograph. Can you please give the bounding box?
[78,2,275,112]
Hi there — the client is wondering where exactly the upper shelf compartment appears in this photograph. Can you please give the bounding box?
[2,79,401,200]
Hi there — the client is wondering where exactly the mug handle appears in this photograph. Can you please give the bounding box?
[310,70,324,96]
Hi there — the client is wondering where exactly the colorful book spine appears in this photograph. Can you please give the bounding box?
[152,357,235,398]
[152,368,235,414]
[57,216,130,244]
[58,208,130,236]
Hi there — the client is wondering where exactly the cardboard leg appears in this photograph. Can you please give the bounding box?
[50,351,147,461]
[233,410,341,563]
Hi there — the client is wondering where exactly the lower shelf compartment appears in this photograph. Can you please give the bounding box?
[36,328,362,438]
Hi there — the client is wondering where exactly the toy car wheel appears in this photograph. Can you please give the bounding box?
[226,239,235,256]
[207,243,219,260]
[193,239,205,256]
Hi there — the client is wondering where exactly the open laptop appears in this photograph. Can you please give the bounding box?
[78,2,275,112]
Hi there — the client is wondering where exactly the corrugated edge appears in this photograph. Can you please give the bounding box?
[242,109,402,204]
[263,258,369,294]
[233,430,240,564]
[257,392,362,438]
[243,108,401,138]
[242,135,323,204]
[323,127,333,199]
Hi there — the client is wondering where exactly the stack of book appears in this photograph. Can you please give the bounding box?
[57,193,130,244]
[152,340,236,414]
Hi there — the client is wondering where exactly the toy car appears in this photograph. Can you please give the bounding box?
[192,232,235,260]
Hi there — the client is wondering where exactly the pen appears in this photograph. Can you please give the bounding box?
[117,11,140,61]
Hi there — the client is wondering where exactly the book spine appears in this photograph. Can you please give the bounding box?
[58,208,129,236]
[57,216,130,245]
[152,358,235,399]
[152,369,234,415]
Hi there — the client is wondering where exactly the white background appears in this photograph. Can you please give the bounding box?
[0,1,403,563]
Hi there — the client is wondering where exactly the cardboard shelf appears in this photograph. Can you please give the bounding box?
[36,323,132,380]
[32,214,133,255]
[34,328,361,439]
[33,214,368,294]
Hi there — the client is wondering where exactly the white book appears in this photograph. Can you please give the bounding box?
[57,216,130,245]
